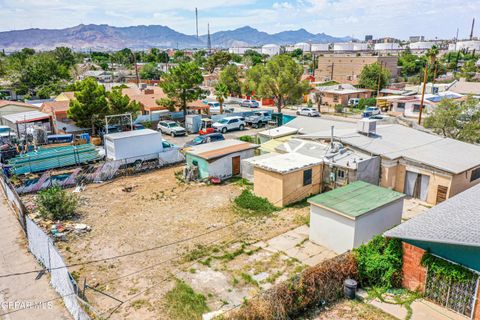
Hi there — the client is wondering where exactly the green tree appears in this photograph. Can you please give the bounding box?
[244,54,310,112]
[172,51,191,63]
[289,48,303,59]
[358,62,391,91]
[139,63,162,80]
[192,50,207,67]
[215,82,229,114]
[219,65,242,96]
[243,50,265,67]
[424,96,480,144]
[107,89,141,116]
[156,97,177,112]
[67,78,108,134]
[204,51,232,73]
[53,47,76,68]
[160,62,204,122]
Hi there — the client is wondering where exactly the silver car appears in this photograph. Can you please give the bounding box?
[157,120,186,137]
[296,107,320,117]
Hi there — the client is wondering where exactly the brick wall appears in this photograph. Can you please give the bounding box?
[402,242,427,292]
[474,287,480,320]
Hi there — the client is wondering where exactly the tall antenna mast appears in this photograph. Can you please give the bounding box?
[195,8,199,39]
[207,23,212,51]
[470,18,475,40]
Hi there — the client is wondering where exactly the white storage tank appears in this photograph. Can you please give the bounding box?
[455,40,480,51]
[334,42,354,51]
[294,42,311,52]
[261,44,281,56]
[374,42,401,51]
[409,42,435,50]
[228,47,252,55]
[353,43,369,51]
[311,43,330,51]
[284,45,296,52]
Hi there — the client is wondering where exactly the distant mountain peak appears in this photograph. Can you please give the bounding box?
[0,23,353,51]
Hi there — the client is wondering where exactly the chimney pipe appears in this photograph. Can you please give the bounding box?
[331,126,334,148]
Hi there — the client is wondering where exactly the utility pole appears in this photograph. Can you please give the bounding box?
[195,8,199,39]
[376,61,383,96]
[207,23,212,52]
[470,18,475,40]
[131,51,139,87]
[330,62,334,81]
[418,61,429,125]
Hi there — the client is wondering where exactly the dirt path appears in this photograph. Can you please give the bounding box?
[0,195,71,320]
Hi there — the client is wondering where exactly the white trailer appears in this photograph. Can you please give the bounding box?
[104,129,163,163]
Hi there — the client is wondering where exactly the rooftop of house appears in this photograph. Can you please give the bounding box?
[40,100,70,113]
[258,126,299,139]
[385,183,480,247]
[2,111,50,123]
[186,139,258,161]
[315,84,372,95]
[308,181,405,219]
[0,100,39,109]
[253,152,322,174]
[449,80,480,95]
[299,121,480,174]
[284,116,356,135]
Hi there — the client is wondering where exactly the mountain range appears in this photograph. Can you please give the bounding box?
[0,24,352,51]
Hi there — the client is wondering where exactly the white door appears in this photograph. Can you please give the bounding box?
[419,175,430,201]
[405,171,418,197]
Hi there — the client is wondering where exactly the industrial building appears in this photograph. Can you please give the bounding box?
[314,54,399,84]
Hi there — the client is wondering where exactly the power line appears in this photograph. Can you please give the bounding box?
[0,219,243,279]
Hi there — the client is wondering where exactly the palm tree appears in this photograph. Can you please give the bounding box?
[215,82,229,114]
[418,45,440,124]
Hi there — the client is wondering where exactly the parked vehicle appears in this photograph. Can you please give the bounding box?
[240,100,260,108]
[184,133,225,147]
[348,98,360,106]
[157,120,186,137]
[198,118,215,135]
[208,102,235,114]
[369,114,390,120]
[212,116,246,133]
[245,111,272,128]
[296,107,320,117]
[363,106,381,117]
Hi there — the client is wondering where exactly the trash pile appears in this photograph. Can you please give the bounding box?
[49,222,92,241]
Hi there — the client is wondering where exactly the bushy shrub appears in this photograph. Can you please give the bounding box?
[239,135,254,143]
[358,98,377,109]
[37,186,78,220]
[354,235,402,289]
[165,279,209,320]
[234,189,279,216]
[334,104,344,113]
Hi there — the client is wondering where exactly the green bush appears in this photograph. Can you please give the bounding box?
[37,186,78,220]
[234,189,279,216]
[421,253,476,283]
[165,279,209,320]
[239,135,254,143]
[358,98,377,109]
[334,104,344,113]
[354,235,403,289]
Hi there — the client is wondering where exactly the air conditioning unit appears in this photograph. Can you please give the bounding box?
[357,118,377,136]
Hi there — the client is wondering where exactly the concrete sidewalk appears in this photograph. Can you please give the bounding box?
[0,196,71,320]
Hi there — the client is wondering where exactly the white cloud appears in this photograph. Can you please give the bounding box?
[0,0,477,39]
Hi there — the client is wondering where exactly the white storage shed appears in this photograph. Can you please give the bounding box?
[308,181,405,253]
[104,129,163,162]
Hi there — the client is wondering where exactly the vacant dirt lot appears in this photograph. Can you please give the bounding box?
[25,165,310,319]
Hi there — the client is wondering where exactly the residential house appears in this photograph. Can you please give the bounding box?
[385,183,480,319]
[0,100,41,118]
[79,70,112,82]
[55,91,76,102]
[185,139,259,180]
[449,79,480,97]
[315,84,373,106]
[41,100,71,123]
[315,54,399,84]
[253,152,323,207]
[309,181,404,253]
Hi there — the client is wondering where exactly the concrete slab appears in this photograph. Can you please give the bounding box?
[410,300,467,320]
[262,226,337,266]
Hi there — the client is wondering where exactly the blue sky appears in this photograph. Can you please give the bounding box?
[0,0,478,40]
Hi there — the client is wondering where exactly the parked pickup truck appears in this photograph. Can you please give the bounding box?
[245,111,272,128]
